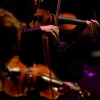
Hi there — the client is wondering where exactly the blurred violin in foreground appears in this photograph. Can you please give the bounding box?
[3,56,91,100]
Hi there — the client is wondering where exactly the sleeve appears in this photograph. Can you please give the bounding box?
[23,26,41,33]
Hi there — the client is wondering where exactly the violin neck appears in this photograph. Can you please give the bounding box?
[58,16,86,25]
[40,73,63,86]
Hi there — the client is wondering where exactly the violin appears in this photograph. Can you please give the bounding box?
[3,56,59,99]
[29,8,86,32]
[3,56,90,100]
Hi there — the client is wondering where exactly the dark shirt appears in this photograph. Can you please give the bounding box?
[19,26,45,66]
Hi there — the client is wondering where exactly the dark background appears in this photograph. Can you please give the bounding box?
[40,0,98,20]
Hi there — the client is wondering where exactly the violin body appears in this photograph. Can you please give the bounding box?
[3,56,59,99]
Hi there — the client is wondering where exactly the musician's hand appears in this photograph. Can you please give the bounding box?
[40,25,59,39]
[82,19,100,37]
